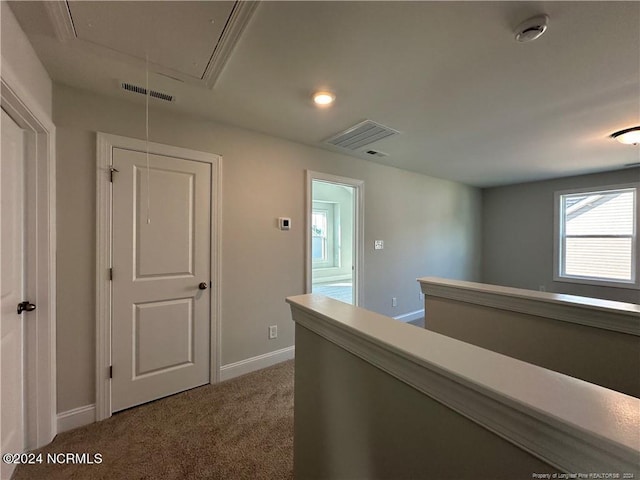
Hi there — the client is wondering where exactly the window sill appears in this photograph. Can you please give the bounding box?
[553,275,639,290]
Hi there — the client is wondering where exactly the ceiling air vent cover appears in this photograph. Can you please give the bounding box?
[120,82,175,102]
[325,120,399,151]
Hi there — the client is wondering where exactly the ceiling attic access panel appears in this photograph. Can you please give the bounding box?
[66,1,236,80]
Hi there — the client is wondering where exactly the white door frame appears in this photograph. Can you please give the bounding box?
[96,133,222,421]
[306,171,364,306]
[1,66,57,449]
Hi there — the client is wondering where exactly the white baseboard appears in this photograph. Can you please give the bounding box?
[57,404,96,433]
[57,349,296,431]
[393,309,424,323]
[220,346,295,381]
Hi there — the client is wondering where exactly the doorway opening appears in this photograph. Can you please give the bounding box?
[306,172,364,305]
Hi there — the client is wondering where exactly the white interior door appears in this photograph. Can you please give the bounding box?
[111,148,211,412]
[1,109,26,480]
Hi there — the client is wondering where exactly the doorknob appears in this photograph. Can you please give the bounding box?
[17,301,36,315]
[198,282,208,290]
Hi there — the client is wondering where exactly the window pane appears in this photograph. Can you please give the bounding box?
[312,210,328,262]
[564,190,634,236]
[312,211,327,237]
[312,236,324,260]
[565,237,632,280]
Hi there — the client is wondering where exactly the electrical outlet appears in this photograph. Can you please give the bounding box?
[392,297,397,307]
[269,325,277,339]
[539,285,546,292]
[374,240,384,250]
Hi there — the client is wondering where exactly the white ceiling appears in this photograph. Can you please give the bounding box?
[68,1,235,80]
[9,1,640,187]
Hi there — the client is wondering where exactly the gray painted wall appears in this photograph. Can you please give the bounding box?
[426,297,639,397]
[294,325,557,479]
[1,2,52,118]
[482,168,640,304]
[54,84,481,412]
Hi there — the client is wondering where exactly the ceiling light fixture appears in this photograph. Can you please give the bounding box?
[514,14,549,42]
[611,126,640,145]
[313,91,335,106]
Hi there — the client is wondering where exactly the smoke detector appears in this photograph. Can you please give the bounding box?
[514,14,549,42]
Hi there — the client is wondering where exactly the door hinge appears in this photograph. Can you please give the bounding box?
[109,268,113,281]
[109,167,119,182]
[109,366,113,379]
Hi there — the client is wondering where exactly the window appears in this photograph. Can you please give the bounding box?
[311,210,328,262]
[555,185,638,288]
[311,203,340,268]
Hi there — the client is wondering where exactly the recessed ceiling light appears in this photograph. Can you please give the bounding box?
[313,91,335,106]
[611,126,640,145]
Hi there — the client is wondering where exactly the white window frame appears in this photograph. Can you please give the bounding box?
[311,208,329,264]
[553,183,639,289]
[312,202,341,269]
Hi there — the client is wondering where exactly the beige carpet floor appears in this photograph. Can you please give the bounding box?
[13,360,294,480]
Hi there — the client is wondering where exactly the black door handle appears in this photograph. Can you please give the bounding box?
[198,282,208,290]
[17,301,36,315]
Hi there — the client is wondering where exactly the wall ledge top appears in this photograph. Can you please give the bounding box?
[419,277,640,336]
[287,293,640,473]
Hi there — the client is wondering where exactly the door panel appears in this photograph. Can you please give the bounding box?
[1,109,25,480]
[135,166,195,278]
[112,148,211,412]
[134,298,194,377]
